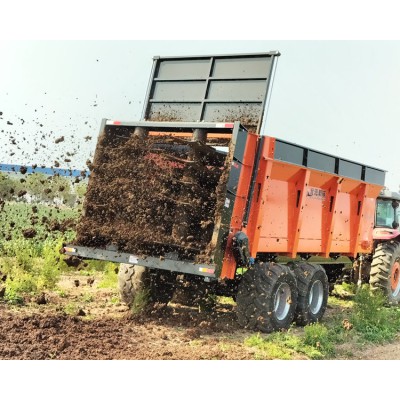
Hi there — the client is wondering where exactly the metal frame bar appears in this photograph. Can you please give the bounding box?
[64,246,217,279]
[105,120,242,131]
[258,54,279,135]
[148,51,281,60]
[350,183,368,257]
[148,99,262,104]
[153,77,268,82]
[321,178,342,258]
[289,169,311,258]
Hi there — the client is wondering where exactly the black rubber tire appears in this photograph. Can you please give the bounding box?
[289,262,329,326]
[370,241,400,305]
[118,264,176,306]
[118,263,142,306]
[236,262,298,333]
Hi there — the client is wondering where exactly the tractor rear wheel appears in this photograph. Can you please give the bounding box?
[236,262,298,333]
[289,262,328,326]
[118,264,176,306]
[370,241,400,305]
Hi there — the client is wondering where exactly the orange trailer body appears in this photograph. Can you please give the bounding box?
[220,134,383,279]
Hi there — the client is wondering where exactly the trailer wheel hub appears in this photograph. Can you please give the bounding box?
[309,280,324,315]
[274,282,291,321]
[391,260,400,296]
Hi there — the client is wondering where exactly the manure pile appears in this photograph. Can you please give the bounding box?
[75,128,231,261]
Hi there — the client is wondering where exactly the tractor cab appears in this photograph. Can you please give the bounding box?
[375,189,400,229]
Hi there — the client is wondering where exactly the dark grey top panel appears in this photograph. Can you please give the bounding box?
[142,52,280,134]
[274,139,386,186]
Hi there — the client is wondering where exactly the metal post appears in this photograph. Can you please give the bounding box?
[192,129,207,143]
[357,254,364,287]
[133,126,148,138]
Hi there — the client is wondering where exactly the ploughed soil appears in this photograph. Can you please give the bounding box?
[0,305,253,360]
[1,272,400,360]
[0,273,254,360]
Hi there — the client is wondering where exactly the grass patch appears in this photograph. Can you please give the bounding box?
[350,285,400,343]
[245,334,295,360]
[64,302,79,315]
[189,340,203,347]
[81,293,94,303]
[109,295,120,305]
[131,289,150,315]
[97,262,118,289]
[55,289,67,298]
[244,285,400,360]
[217,296,236,306]
[245,329,329,360]
[331,282,357,299]
[303,323,335,357]
[83,259,113,273]
[1,238,67,304]
[327,295,354,309]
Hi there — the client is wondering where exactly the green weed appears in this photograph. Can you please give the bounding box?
[64,302,79,315]
[328,295,354,309]
[189,340,203,347]
[131,289,150,315]
[303,323,335,358]
[55,289,67,298]
[245,334,294,359]
[78,270,92,276]
[331,282,357,299]
[245,330,326,360]
[0,238,66,303]
[97,262,118,289]
[4,271,37,304]
[37,239,65,288]
[350,285,400,343]
[82,293,94,303]
[110,295,120,305]
[217,296,236,306]
[84,259,112,273]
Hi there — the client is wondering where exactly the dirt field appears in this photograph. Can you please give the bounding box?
[1,272,400,360]
[0,273,254,360]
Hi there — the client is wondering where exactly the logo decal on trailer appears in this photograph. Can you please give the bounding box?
[306,187,326,200]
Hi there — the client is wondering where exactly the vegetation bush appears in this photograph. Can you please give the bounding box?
[245,330,328,360]
[0,238,67,303]
[350,284,400,343]
[303,323,335,357]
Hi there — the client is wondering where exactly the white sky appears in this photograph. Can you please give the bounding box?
[1,40,399,190]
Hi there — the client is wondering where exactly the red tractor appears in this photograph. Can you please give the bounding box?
[368,189,400,303]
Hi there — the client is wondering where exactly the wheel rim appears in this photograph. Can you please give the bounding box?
[391,260,400,297]
[274,282,291,321]
[309,280,324,315]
